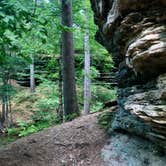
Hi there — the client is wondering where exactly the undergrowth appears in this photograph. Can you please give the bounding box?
[2,80,116,144]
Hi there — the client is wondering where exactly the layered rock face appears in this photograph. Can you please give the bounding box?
[90,0,166,149]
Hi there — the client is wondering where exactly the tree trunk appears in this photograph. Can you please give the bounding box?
[1,95,6,124]
[30,55,35,93]
[61,0,79,120]
[8,78,13,127]
[1,77,8,126]
[58,56,63,122]
[84,11,91,115]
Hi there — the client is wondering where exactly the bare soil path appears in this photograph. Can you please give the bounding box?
[0,112,107,166]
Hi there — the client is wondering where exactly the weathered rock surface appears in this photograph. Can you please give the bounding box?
[90,0,166,150]
[111,74,166,149]
[102,132,166,166]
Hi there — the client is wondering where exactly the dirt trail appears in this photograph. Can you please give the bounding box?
[0,112,107,166]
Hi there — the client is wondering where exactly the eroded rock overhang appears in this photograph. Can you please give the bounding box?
[91,0,166,75]
[90,0,166,149]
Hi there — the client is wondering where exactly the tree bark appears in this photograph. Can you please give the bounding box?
[61,0,79,120]
[8,78,13,127]
[30,55,35,93]
[58,56,63,122]
[1,78,9,127]
[83,10,91,115]
[1,95,6,124]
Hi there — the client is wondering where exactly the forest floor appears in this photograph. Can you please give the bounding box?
[1,110,166,166]
[0,112,108,166]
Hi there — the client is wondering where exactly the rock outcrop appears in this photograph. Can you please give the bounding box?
[102,133,166,166]
[90,0,166,149]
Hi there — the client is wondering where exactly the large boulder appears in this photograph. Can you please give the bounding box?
[90,0,166,149]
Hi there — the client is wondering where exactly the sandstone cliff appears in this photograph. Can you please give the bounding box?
[90,0,166,149]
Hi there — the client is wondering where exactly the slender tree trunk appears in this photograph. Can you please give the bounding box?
[1,77,7,126]
[8,95,12,126]
[33,0,38,16]
[1,96,6,124]
[30,55,35,93]
[8,78,13,127]
[1,91,9,127]
[0,121,3,132]
[31,0,37,93]
[61,0,79,120]
[5,95,10,127]
[58,56,63,122]
[83,10,91,115]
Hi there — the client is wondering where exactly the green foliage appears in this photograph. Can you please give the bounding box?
[98,112,115,130]
[7,81,61,138]
[91,102,103,113]
[0,134,17,148]
[91,85,116,112]
[91,85,116,104]
[15,92,37,104]
[8,120,39,137]
[0,0,116,145]
[77,83,116,113]
[7,112,61,137]
[34,98,58,112]
[0,83,16,98]
[16,120,36,137]
[7,127,20,136]
[18,125,38,137]
[32,110,60,124]
[0,0,32,62]
[64,113,78,121]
